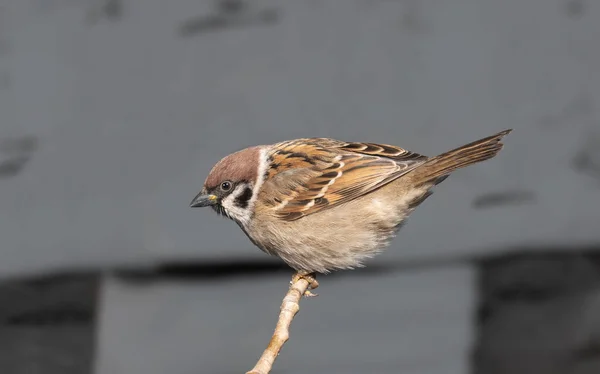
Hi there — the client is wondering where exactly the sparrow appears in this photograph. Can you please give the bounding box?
[190,130,512,290]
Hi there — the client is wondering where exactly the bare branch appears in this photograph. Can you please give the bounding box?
[246,275,313,374]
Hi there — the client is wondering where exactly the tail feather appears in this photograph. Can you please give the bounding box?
[410,129,512,186]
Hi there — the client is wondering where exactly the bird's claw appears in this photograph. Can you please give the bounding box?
[291,272,319,297]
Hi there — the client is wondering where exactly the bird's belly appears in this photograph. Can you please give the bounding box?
[246,184,431,273]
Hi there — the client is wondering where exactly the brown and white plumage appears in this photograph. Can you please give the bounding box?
[259,138,428,221]
[190,130,512,274]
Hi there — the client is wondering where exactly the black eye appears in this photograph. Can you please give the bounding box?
[220,181,232,192]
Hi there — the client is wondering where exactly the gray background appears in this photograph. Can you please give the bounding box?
[0,1,599,373]
[0,0,599,278]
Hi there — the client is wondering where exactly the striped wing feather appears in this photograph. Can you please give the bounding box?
[260,138,428,221]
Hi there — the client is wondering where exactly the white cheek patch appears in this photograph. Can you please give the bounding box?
[220,147,266,226]
[221,184,253,225]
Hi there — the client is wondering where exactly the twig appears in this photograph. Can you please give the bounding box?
[246,275,312,374]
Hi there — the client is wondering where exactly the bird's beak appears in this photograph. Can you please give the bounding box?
[189,193,218,208]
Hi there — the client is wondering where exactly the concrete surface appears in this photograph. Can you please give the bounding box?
[474,251,600,374]
[0,1,599,374]
[94,265,476,374]
[0,0,599,278]
[1,251,599,374]
[0,274,98,374]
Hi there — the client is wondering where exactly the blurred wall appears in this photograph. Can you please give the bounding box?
[0,0,599,277]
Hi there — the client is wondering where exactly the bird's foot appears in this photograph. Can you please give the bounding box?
[291,272,319,298]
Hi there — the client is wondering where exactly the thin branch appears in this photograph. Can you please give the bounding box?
[246,275,313,374]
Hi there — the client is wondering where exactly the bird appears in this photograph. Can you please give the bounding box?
[190,129,512,291]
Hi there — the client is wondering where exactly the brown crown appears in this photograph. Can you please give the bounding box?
[204,146,261,190]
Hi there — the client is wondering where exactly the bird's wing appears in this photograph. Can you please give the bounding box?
[259,138,428,221]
